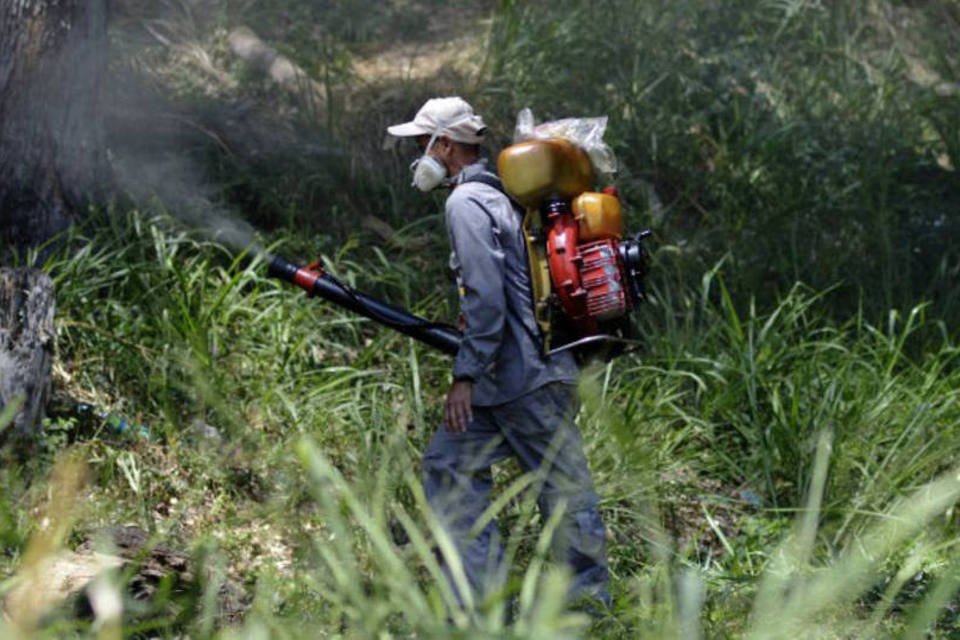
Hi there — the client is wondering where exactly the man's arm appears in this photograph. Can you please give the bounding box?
[448,193,507,381]
[444,192,507,431]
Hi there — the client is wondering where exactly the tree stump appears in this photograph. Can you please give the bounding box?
[0,269,56,445]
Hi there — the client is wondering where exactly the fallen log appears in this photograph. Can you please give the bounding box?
[3,526,248,630]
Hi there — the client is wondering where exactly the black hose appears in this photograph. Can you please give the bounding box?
[267,254,462,356]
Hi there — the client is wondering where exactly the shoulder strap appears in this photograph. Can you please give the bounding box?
[460,172,547,351]
[460,171,524,213]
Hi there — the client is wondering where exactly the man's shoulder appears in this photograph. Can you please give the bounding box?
[445,180,511,218]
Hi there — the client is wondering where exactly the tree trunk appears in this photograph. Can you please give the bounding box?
[0,268,55,445]
[0,0,109,258]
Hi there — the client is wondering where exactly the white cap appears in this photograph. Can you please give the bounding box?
[387,96,487,144]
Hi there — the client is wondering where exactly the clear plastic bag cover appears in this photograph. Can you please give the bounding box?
[513,108,617,175]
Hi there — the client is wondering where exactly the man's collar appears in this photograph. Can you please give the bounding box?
[451,159,489,188]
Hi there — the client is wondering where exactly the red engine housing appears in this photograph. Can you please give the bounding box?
[545,201,633,335]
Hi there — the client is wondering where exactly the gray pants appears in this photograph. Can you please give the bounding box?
[422,382,610,607]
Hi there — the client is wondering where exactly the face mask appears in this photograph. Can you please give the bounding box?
[410,151,447,192]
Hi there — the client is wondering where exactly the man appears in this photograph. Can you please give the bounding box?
[387,97,610,610]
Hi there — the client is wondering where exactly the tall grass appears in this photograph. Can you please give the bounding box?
[0,213,955,636]
[631,272,960,516]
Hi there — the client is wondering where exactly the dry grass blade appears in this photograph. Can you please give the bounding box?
[4,453,90,636]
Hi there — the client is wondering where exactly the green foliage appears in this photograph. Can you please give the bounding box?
[638,274,960,517]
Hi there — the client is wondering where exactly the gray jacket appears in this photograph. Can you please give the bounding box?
[446,160,578,406]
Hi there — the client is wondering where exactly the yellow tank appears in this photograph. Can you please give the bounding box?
[497,138,594,209]
[573,191,623,241]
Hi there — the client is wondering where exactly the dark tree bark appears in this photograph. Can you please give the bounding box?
[0,268,55,444]
[0,0,109,258]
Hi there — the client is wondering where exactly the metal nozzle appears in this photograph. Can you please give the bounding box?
[266,254,299,283]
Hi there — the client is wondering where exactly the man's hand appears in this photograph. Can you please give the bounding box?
[444,380,474,433]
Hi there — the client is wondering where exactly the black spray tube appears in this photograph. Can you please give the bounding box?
[267,254,462,356]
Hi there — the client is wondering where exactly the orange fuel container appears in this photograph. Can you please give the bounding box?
[573,191,623,241]
[497,138,594,209]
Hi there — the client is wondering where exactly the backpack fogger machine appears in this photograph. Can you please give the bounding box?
[267,137,650,360]
[497,137,650,356]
